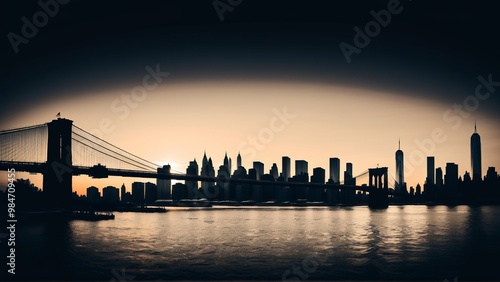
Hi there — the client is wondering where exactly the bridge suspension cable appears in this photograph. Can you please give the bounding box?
[388,171,397,189]
[71,131,155,170]
[71,138,155,171]
[339,169,369,184]
[0,123,48,163]
[71,125,160,171]
[0,123,47,135]
[354,170,369,179]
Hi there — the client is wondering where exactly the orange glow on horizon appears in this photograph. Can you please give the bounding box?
[1,80,499,196]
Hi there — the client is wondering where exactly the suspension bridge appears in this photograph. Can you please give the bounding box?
[0,118,396,208]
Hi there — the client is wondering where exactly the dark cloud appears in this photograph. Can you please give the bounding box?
[1,0,499,124]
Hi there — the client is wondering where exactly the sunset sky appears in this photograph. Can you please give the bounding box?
[1,1,499,196]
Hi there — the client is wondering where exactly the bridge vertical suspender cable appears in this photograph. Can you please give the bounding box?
[0,123,48,163]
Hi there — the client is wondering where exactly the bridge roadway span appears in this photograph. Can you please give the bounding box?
[0,161,397,195]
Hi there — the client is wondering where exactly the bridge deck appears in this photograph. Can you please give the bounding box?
[0,161,406,195]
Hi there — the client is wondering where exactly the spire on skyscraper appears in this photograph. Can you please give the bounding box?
[223,152,230,174]
[237,151,242,168]
[202,151,208,167]
[395,139,405,192]
[471,122,482,181]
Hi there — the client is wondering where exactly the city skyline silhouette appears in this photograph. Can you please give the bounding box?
[1,1,500,281]
[1,1,500,197]
[1,116,497,203]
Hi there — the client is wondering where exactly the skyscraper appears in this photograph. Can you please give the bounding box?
[436,167,443,188]
[145,182,157,204]
[103,186,120,203]
[342,163,355,204]
[295,160,308,176]
[485,167,498,188]
[202,151,208,168]
[270,163,279,180]
[311,167,326,183]
[445,162,459,190]
[345,162,353,179]
[132,182,145,204]
[157,165,171,200]
[329,157,340,183]
[186,159,199,198]
[223,152,230,174]
[237,152,242,168]
[86,186,100,203]
[253,161,264,180]
[395,139,404,191]
[427,156,435,185]
[471,122,482,181]
[217,164,230,200]
[201,156,215,190]
[172,183,188,200]
[282,156,291,181]
[120,183,126,202]
[309,167,325,202]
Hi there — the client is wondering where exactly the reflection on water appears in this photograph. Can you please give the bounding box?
[13,206,500,280]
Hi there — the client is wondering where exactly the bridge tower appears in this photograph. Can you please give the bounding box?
[43,118,73,208]
[368,167,389,209]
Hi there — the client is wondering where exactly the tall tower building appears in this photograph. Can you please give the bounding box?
[471,122,482,181]
[253,161,264,180]
[145,182,157,204]
[131,182,145,204]
[342,163,356,204]
[395,139,404,191]
[309,167,326,202]
[445,162,459,191]
[295,160,308,176]
[157,165,171,200]
[345,162,353,179]
[329,157,340,183]
[202,151,208,169]
[427,157,435,185]
[436,167,443,188]
[282,156,291,181]
[223,152,231,174]
[186,159,199,198]
[120,183,126,202]
[237,152,242,168]
[200,157,215,190]
[87,186,100,203]
[270,163,279,180]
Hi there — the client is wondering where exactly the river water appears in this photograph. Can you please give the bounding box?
[11,205,500,281]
